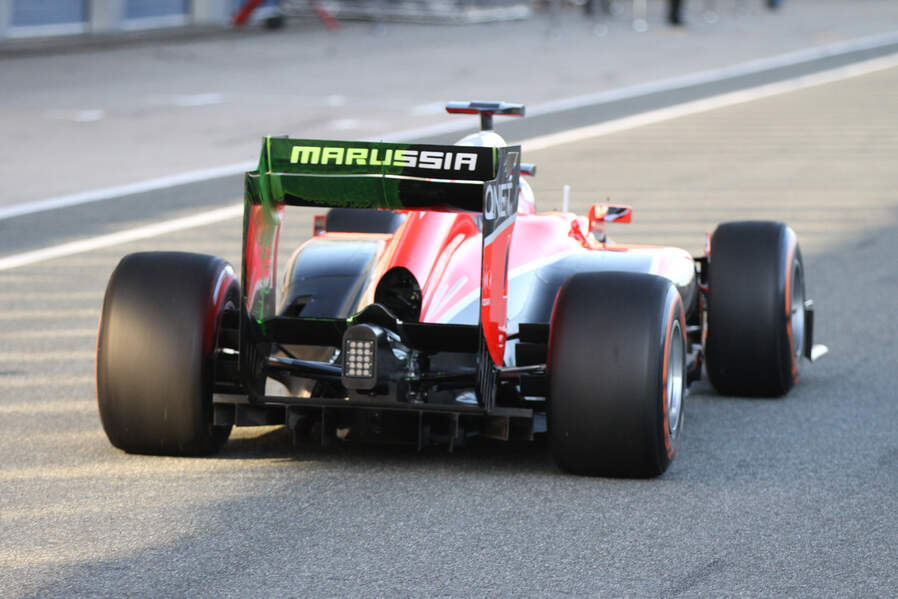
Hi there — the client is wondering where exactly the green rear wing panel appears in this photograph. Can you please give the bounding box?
[247,137,499,213]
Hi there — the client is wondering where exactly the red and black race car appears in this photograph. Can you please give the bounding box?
[96,102,825,477]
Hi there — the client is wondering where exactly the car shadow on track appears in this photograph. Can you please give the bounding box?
[215,425,562,477]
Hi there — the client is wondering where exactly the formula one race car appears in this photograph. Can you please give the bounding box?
[96,101,826,477]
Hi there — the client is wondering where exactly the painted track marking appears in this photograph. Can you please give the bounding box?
[0,204,243,271]
[2,31,897,224]
[522,53,898,152]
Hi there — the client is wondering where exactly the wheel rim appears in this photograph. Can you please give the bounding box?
[666,320,685,440]
[790,260,805,360]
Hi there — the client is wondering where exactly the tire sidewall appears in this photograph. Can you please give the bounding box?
[658,288,687,468]
[548,272,687,477]
[706,221,803,397]
[97,252,237,455]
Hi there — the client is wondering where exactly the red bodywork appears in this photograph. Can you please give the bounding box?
[306,200,696,368]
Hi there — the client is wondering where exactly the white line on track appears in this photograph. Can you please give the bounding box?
[0,163,253,221]
[0,50,897,272]
[2,30,897,225]
[525,30,898,118]
[0,204,243,271]
[383,31,898,141]
[522,53,898,152]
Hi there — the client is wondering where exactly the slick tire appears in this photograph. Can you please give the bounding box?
[706,221,805,397]
[97,252,238,455]
[548,272,686,477]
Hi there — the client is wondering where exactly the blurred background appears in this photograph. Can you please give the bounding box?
[1,0,897,210]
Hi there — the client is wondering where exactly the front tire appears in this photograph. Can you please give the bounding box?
[96,252,238,455]
[548,272,686,477]
[705,221,805,397]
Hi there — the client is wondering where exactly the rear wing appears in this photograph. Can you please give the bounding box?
[243,136,520,364]
[249,137,499,212]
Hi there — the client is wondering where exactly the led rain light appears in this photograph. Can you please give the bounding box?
[343,339,375,378]
[341,324,382,391]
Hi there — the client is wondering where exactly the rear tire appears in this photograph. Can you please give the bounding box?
[548,272,686,477]
[97,252,238,455]
[706,221,804,397]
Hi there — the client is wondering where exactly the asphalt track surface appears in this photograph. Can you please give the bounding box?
[2,38,898,599]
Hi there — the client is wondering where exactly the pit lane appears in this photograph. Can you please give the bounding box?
[2,62,897,599]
